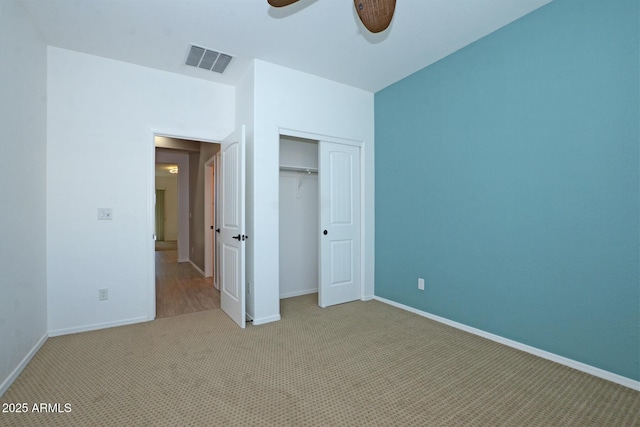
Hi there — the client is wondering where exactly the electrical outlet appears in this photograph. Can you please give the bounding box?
[418,278,425,291]
[98,288,109,301]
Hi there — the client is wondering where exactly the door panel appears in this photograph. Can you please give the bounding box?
[319,142,361,307]
[329,151,353,224]
[220,126,246,328]
[222,243,239,298]
[330,240,353,285]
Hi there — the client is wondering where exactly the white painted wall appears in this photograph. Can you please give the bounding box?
[155,175,178,241]
[0,0,48,395]
[47,47,234,335]
[250,60,375,324]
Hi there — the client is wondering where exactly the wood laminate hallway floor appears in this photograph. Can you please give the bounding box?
[155,249,220,318]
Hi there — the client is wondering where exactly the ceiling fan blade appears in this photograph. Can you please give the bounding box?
[354,0,396,33]
[268,0,300,7]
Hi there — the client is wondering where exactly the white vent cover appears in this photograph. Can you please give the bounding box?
[185,45,233,74]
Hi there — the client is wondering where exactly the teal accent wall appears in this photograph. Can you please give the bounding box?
[375,0,639,380]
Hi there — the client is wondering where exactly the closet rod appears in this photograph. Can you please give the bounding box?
[279,166,318,174]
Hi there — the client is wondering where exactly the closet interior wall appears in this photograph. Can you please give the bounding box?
[279,136,319,299]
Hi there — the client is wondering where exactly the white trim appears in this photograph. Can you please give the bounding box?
[0,333,48,396]
[189,260,205,277]
[280,288,318,299]
[374,296,640,391]
[359,143,368,301]
[147,132,156,321]
[48,316,149,337]
[150,129,220,145]
[251,314,281,326]
[279,127,363,147]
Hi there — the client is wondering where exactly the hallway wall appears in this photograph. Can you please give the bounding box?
[155,175,178,241]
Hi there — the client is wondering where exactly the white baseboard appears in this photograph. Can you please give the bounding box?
[374,296,639,391]
[48,316,149,337]
[189,260,205,277]
[0,332,48,396]
[361,294,375,301]
[252,314,281,326]
[280,288,317,299]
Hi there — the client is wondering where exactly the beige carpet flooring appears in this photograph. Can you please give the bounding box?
[1,294,638,426]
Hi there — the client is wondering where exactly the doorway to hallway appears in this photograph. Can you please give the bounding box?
[154,136,221,318]
[155,247,220,318]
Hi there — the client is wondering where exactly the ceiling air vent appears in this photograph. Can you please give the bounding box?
[185,45,233,74]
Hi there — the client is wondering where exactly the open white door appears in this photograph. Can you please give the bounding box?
[214,151,221,290]
[220,126,246,328]
[319,141,361,307]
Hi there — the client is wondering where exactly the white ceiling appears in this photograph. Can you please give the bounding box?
[21,0,552,93]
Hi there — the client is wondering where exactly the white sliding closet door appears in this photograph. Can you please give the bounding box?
[318,141,361,307]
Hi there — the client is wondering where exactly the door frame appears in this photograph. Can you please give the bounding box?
[204,154,217,281]
[147,129,220,321]
[277,128,366,302]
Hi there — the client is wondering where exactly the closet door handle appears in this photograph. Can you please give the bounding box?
[215,228,220,233]
[323,230,328,235]
[232,234,241,240]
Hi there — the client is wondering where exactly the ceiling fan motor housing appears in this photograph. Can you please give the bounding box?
[267,0,396,34]
[354,0,397,33]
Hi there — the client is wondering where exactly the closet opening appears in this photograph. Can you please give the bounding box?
[279,136,319,300]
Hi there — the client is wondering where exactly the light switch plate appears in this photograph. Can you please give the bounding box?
[98,208,113,220]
